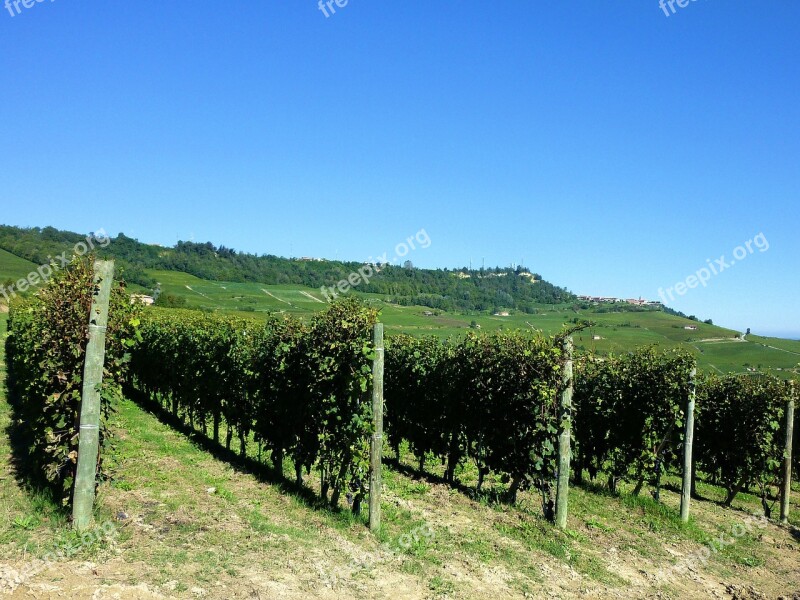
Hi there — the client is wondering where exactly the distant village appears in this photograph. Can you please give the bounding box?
[577,295,663,307]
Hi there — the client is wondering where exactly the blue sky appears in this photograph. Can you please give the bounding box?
[1,1,798,337]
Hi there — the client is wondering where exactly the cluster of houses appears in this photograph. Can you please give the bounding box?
[453,271,540,281]
[577,295,662,307]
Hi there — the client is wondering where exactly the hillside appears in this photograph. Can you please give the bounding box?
[0,228,800,373]
[111,269,798,376]
[0,248,38,294]
[1,225,799,375]
[0,225,571,313]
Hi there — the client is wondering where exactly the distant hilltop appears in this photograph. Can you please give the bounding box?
[0,224,574,314]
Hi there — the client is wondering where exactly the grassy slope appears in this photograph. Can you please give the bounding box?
[0,250,38,300]
[1,314,799,598]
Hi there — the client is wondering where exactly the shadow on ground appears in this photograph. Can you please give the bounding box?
[122,382,361,521]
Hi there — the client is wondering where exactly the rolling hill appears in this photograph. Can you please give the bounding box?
[0,224,571,313]
[1,225,799,375]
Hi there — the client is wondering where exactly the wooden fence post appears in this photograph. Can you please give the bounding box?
[780,381,795,524]
[72,260,115,531]
[369,323,384,533]
[680,366,697,523]
[555,336,573,530]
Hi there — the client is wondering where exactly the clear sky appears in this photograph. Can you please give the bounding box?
[1,1,798,337]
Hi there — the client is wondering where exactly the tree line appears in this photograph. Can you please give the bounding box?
[0,224,573,312]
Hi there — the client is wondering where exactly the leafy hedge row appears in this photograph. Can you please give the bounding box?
[6,258,139,504]
[573,348,695,495]
[8,257,794,518]
[385,332,566,514]
[573,348,796,508]
[795,404,799,481]
[129,298,378,510]
[696,374,793,513]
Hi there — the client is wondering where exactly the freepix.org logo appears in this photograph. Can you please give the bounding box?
[318,0,349,19]
[657,232,769,305]
[319,228,432,302]
[659,0,702,18]
[5,0,56,19]
[0,230,111,305]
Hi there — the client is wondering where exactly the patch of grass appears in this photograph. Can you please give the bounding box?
[585,517,613,532]
[246,509,311,539]
[621,494,689,535]
[495,517,570,561]
[0,249,38,285]
[428,575,456,597]
[12,515,39,530]
[571,552,626,586]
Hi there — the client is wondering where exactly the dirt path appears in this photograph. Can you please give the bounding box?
[299,291,325,304]
[261,289,298,309]
[761,344,800,357]
[184,285,213,301]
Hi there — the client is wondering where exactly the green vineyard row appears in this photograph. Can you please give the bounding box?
[4,257,797,518]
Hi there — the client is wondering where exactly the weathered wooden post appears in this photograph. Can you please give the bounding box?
[555,336,573,530]
[72,260,115,531]
[780,381,795,524]
[680,366,697,523]
[369,323,384,532]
